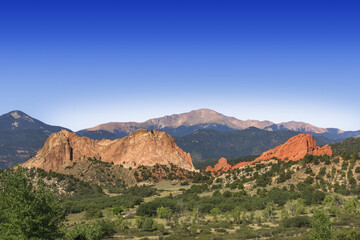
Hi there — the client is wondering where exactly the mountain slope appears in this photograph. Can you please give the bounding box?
[331,137,360,154]
[174,127,336,162]
[81,109,360,140]
[0,111,70,168]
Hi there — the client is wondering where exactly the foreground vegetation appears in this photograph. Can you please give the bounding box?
[1,147,360,239]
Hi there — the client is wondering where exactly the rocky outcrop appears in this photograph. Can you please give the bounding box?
[206,134,333,171]
[254,133,332,162]
[22,129,195,172]
[206,157,231,172]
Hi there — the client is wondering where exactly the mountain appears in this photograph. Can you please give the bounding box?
[76,130,118,140]
[0,110,66,132]
[1,109,357,169]
[22,129,195,172]
[174,127,335,162]
[206,133,333,172]
[265,123,360,140]
[80,109,360,140]
[264,121,329,134]
[81,109,274,137]
[0,111,70,168]
[331,136,360,154]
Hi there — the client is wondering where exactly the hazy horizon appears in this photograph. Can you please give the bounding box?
[1,1,359,131]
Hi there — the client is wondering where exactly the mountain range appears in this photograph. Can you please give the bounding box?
[0,109,359,168]
[80,109,360,140]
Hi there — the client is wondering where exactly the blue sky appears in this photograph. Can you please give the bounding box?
[0,0,359,131]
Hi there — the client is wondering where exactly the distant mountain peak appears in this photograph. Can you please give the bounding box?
[0,110,70,132]
[0,110,71,169]
[8,110,35,123]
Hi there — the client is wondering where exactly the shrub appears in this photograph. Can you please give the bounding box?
[64,222,103,240]
[85,208,103,219]
[304,176,314,185]
[113,206,124,216]
[282,216,311,228]
[318,167,326,176]
[305,167,314,174]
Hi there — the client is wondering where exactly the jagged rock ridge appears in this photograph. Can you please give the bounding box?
[254,133,333,162]
[22,129,195,172]
[206,134,333,171]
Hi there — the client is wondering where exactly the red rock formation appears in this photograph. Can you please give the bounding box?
[206,157,232,172]
[22,129,195,172]
[232,133,332,169]
[254,133,332,162]
[232,161,254,169]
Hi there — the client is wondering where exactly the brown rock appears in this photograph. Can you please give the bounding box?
[232,161,253,169]
[206,157,231,172]
[254,133,332,162]
[232,133,332,169]
[22,129,195,172]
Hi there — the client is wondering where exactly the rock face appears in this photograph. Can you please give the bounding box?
[206,133,333,171]
[254,133,332,162]
[22,129,195,172]
[205,157,231,172]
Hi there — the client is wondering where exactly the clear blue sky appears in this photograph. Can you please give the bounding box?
[1,0,359,131]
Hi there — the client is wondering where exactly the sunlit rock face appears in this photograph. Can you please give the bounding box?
[22,129,195,172]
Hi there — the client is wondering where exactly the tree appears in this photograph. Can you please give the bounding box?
[0,167,65,240]
[322,193,343,207]
[284,199,305,217]
[113,206,124,216]
[210,207,222,222]
[64,222,103,240]
[142,218,154,231]
[310,209,333,240]
[85,207,103,219]
[157,206,172,221]
[343,197,360,214]
[322,194,342,217]
[262,203,276,221]
[232,206,242,224]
